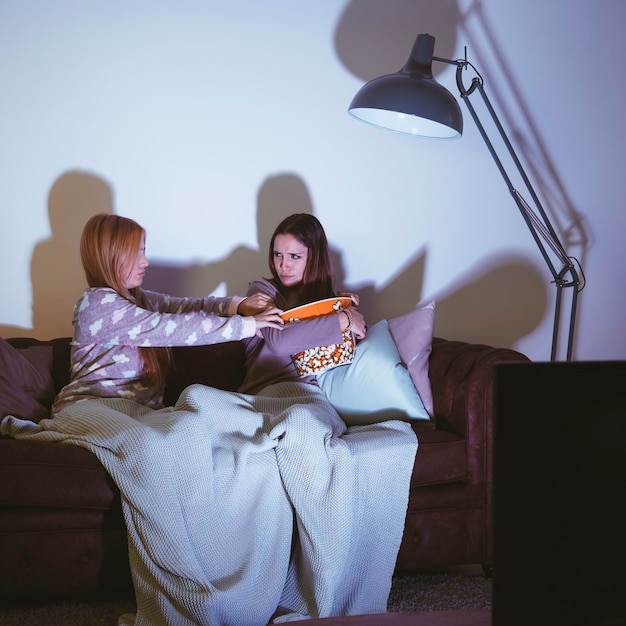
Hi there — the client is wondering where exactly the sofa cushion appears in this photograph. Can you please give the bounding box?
[0,337,56,423]
[6,337,72,392]
[0,439,120,510]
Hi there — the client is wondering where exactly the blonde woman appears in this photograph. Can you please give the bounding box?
[52,213,283,415]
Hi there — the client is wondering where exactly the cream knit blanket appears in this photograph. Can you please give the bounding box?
[1,382,417,625]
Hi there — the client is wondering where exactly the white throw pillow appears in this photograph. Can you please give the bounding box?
[317,319,430,426]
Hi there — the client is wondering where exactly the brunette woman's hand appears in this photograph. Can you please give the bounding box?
[337,291,360,307]
[238,293,277,316]
[347,307,367,340]
[253,307,285,337]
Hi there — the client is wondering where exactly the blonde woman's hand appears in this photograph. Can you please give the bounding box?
[238,293,276,316]
[253,307,285,337]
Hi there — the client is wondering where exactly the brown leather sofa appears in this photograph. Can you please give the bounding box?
[0,335,529,602]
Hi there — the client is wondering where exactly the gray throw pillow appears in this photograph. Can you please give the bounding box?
[0,338,55,423]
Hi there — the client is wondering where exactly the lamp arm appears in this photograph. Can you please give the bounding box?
[434,55,581,361]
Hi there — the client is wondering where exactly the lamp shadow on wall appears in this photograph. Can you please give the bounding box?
[0,171,115,340]
[334,0,463,83]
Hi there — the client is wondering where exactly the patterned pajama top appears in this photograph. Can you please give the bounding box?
[52,287,256,415]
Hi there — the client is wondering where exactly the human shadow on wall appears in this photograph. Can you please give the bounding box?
[144,172,427,320]
[0,171,115,340]
[334,0,586,355]
[350,250,547,350]
[432,254,547,348]
[0,168,546,353]
[144,170,544,351]
[145,174,319,299]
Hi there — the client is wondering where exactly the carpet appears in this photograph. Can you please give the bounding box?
[0,571,492,625]
[388,571,492,612]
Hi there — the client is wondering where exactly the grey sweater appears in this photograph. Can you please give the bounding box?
[239,278,345,394]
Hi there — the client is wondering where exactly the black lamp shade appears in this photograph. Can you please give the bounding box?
[348,34,463,139]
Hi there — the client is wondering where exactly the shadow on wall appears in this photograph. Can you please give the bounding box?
[432,255,547,348]
[144,172,429,325]
[0,168,546,353]
[0,0,557,353]
[334,0,463,82]
[335,0,589,265]
[144,174,328,300]
[0,171,115,340]
[143,170,546,351]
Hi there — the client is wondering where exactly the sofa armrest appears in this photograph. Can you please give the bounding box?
[429,337,530,484]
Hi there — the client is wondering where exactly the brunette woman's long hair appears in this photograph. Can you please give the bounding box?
[80,214,171,388]
[268,213,335,305]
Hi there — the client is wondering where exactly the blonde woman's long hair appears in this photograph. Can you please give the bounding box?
[80,213,171,388]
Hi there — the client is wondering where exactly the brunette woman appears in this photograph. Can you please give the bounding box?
[238,213,417,622]
[239,213,366,394]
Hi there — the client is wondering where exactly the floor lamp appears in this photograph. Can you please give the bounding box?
[348,33,582,361]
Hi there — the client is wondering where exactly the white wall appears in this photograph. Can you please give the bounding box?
[1,0,624,361]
